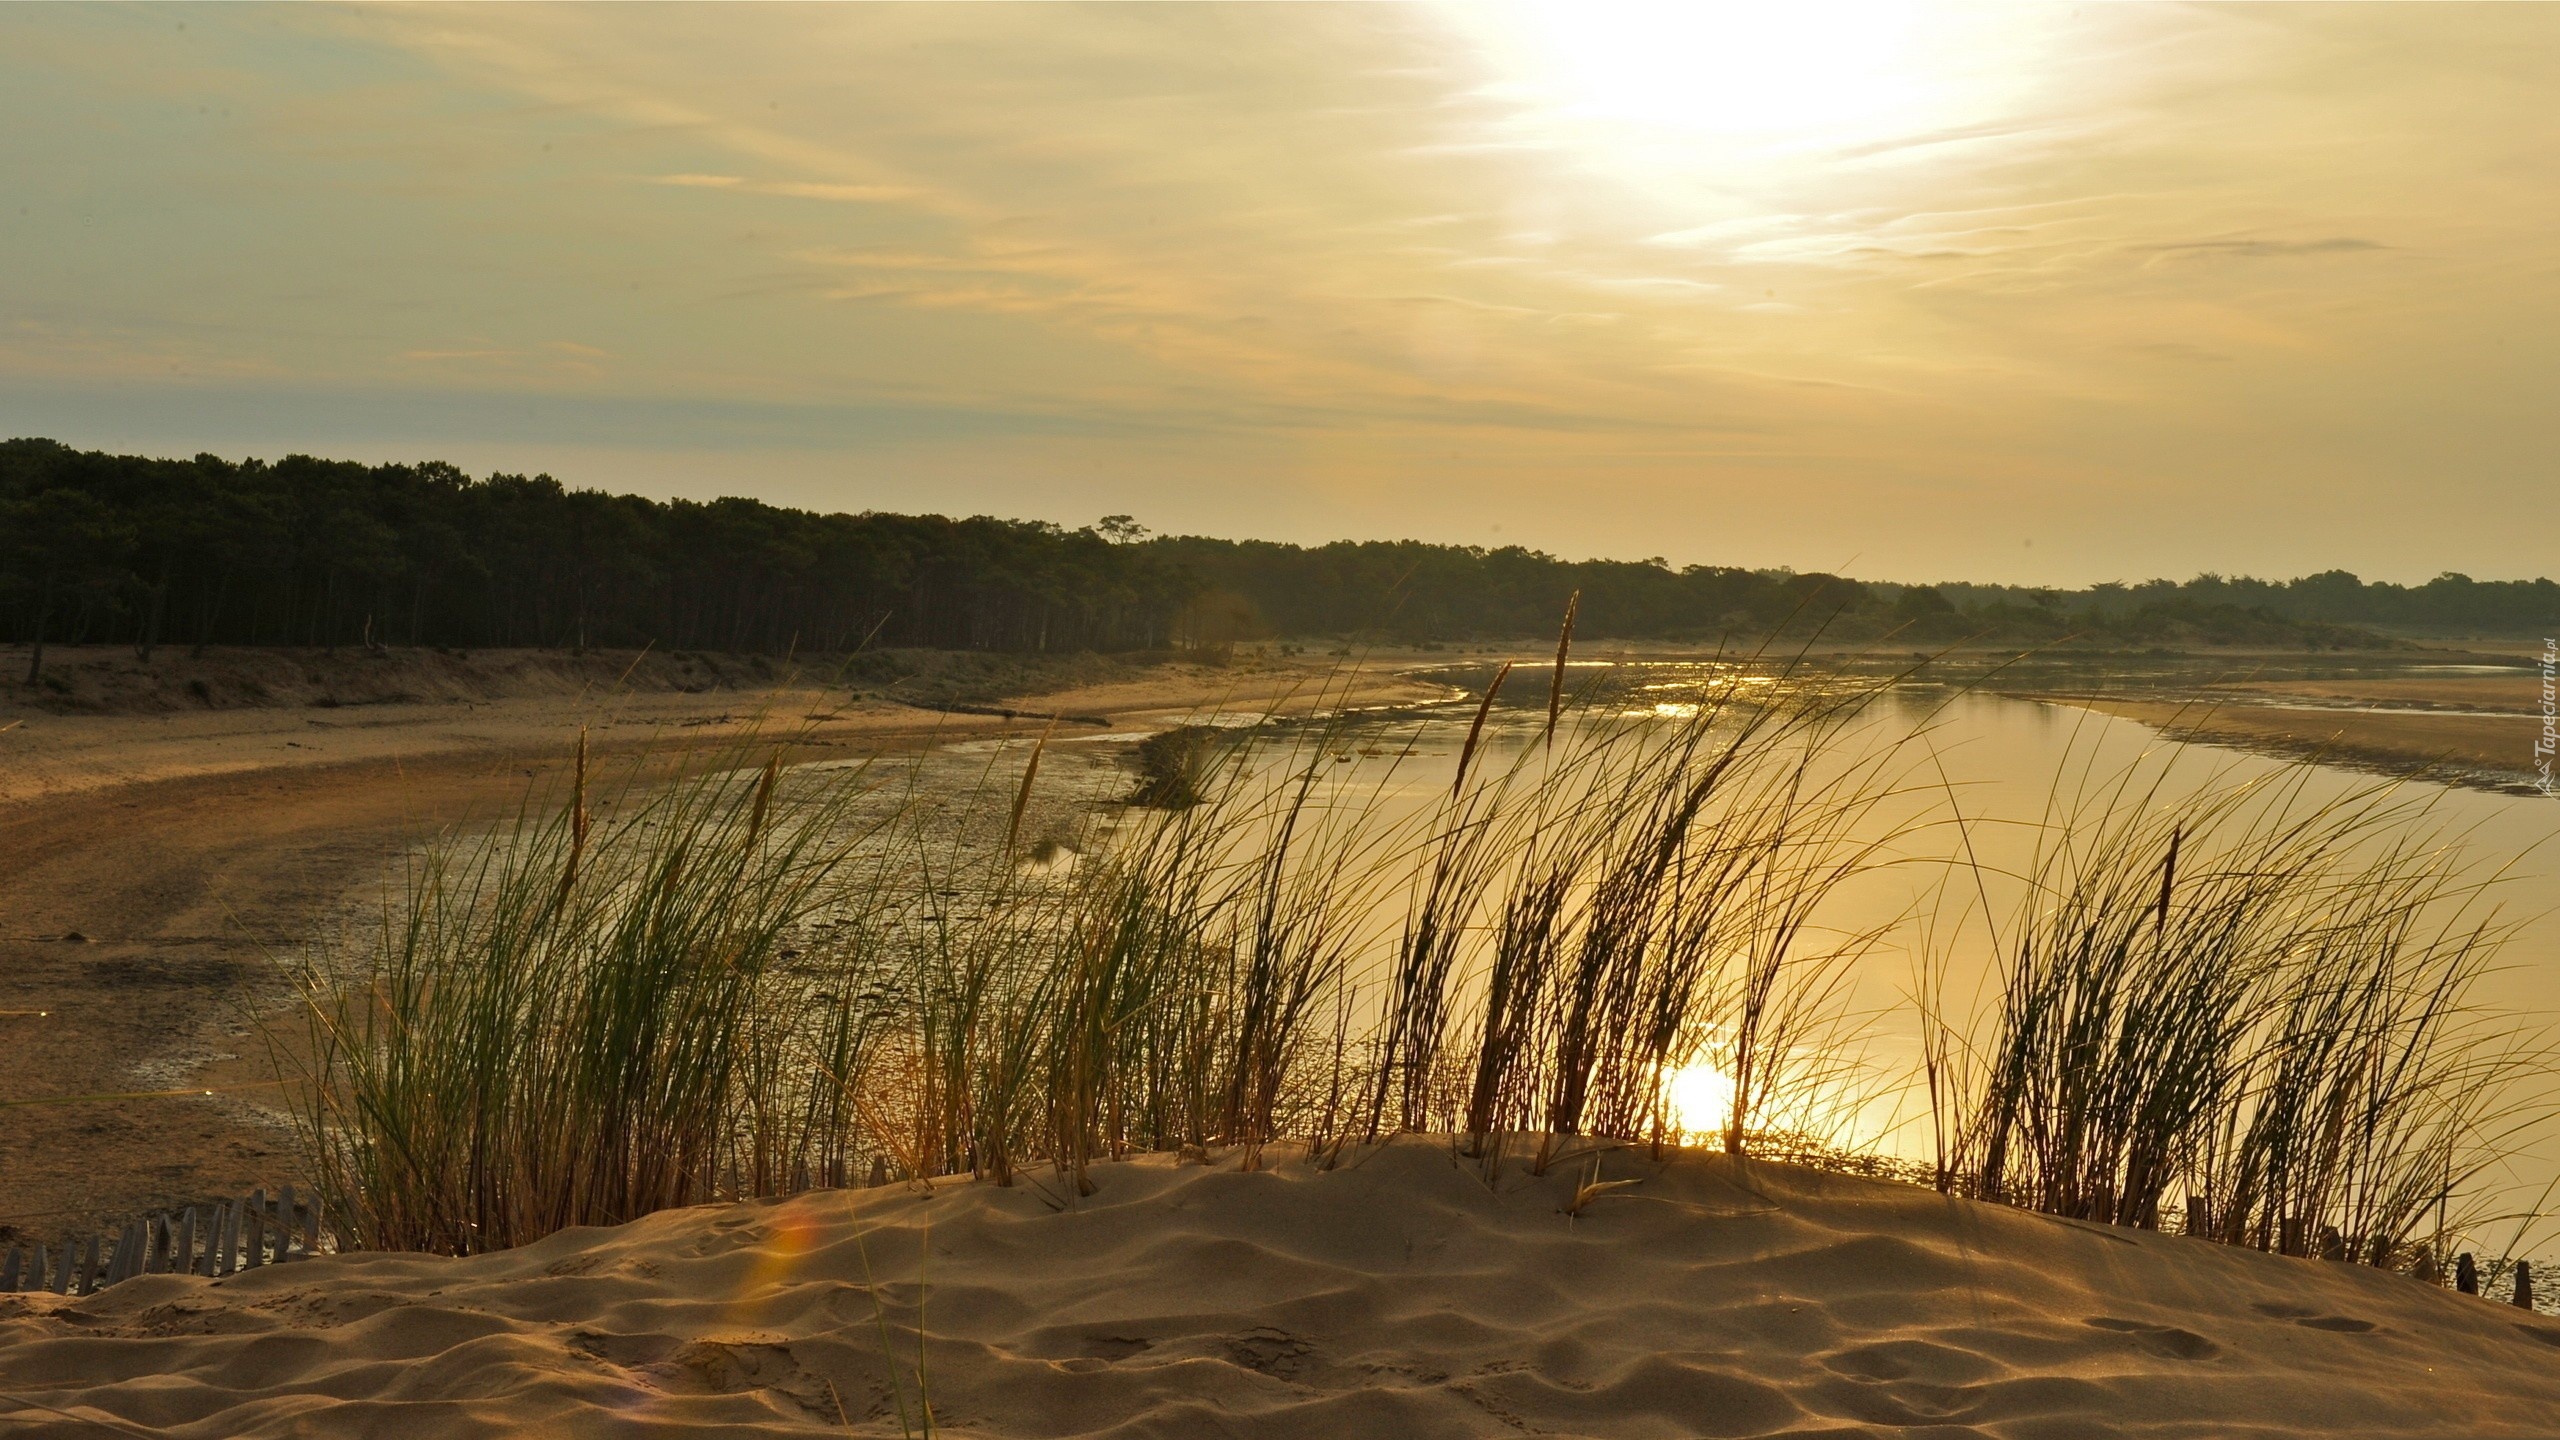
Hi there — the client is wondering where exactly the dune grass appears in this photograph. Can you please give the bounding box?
[287,647,2552,1285]
[1929,737,2552,1267]
[290,732,897,1253]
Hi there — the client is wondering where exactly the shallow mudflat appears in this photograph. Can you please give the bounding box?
[2035,668,2550,790]
[3,1143,2554,1438]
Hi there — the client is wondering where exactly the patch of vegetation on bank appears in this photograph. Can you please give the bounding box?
[836,647,1225,708]
[0,644,796,717]
[0,643,1209,718]
[1124,723,1235,808]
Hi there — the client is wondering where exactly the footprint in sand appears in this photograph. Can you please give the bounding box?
[2083,1316,2222,1360]
[2251,1302,2377,1333]
[1822,1339,2005,1386]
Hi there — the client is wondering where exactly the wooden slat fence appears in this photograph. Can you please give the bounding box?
[0,1187,333,1297]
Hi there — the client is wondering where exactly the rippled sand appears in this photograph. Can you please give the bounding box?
[5,1142,2556,1437]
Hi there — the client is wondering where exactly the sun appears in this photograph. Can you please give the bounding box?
[1511,3,1927,141]
[1440,2,2046,176]
[1662,1059,1738,1145]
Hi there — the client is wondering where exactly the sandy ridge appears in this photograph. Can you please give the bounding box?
[2,1144,2555,1438]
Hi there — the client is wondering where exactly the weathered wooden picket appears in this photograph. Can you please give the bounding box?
[0,1187,332,1297]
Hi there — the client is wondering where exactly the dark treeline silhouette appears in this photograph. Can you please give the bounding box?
[0,440,1195,672]
[7,441,2556,672]
[1152,536,1863,641]
[1929,572,2560,635]
[1157,536,2560,646]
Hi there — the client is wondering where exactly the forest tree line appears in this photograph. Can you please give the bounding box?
[0,439,1197,664]
[1158,536,2560,646]
[5,440,2556,670]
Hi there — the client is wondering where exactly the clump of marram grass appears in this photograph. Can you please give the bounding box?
[290,731,901,1254]
[1932,743,2552,1268]
[1435,654,1937,1178]
[869,651,1939,1190]
[729,675,1430,1198]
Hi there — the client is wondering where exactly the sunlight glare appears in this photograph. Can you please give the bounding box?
[1664,1060,1738,1144]
[1533,2,1924,140]
[1445,1,2045,176]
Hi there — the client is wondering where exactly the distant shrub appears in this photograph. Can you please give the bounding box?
[1129,725,1230,808]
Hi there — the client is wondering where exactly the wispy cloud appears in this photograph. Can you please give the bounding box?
[2137,236,2390,261]
[646,172,914,203]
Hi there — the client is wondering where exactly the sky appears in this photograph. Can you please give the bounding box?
[2,2,2555,586]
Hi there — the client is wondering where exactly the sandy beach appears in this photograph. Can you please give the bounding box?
[4,1142,2556,1437]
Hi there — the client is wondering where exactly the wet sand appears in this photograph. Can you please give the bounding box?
[2031,671,2551,793]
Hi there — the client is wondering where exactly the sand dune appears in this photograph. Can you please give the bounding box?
[4,1143,2555,1438]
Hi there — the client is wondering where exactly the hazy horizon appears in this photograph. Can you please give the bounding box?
[5,3,2555,587]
